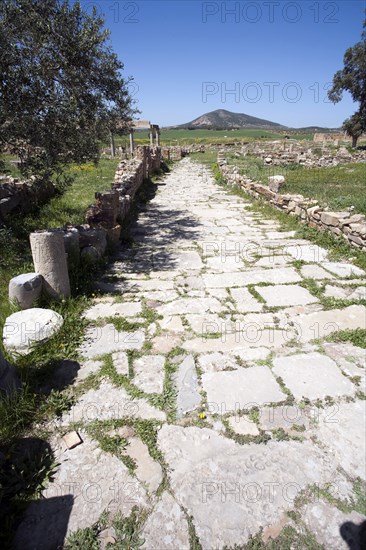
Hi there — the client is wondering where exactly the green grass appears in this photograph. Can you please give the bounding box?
[224,153,366,215]
[0,158,119,452]
[111,128,313,148]
[0,158,119,331]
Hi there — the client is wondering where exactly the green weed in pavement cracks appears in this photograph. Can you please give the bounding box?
[212,166,366,272]
[65,506,147,549]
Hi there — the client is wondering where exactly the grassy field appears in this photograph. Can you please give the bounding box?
[191,149,366,214]
[222,152,366,215]
[0,158,119,334]
[111,128,315,148]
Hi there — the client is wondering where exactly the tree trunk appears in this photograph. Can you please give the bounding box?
[352,135,358,148]
[0,348,21,397]
[110,130,116,158]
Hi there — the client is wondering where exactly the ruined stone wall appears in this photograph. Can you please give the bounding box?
[313,133,351,143]
[0,176,56,224]
[85,145,162,246]
[217,157,366,252]
[238,140,366,167]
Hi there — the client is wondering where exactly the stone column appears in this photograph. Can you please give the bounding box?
[156,131,161,146]
[0,348,21,396]
[129,131,134,155]
[30,231,71,300]
[150,129,154,146]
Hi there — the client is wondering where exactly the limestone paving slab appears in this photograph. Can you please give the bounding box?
[14,435,148,548]
[123,436,163,494]
[197,352,240,373]
[300,264,335,280]
[156,297,223,316]
[141,492,190,550]
[322,262,365,278]
[293,305,366,342]
[202,267,301,288]
[301,501,366,550]
[259,405,310,435]
[203,366,286,413]
[83,301,142,320]
[254,255,292,268]
[185,313,233,335]
[227,415,260,436]
[157,425,335,550]
[112,351,129,376]
[59,380,166,425]
[286,243,328,263]
[255,284,319,307]
[133,354,165,394]
[315,401,366,479]
[78,325,145,358]
[174,355,201,418]
[76,359,103,381]
[183,328,292,354]
[230,287,263,313]
[272,352,355,400]
[324,285,366,300]
[158,315,185,333]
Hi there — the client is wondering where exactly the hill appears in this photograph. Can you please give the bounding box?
[175,109,287,130]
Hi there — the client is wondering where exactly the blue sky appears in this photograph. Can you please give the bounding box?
[86,0,365,128]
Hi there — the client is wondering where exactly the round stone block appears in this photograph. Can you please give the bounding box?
[9,272,43,310]
[3,308,64,356]
[81,245,100,264]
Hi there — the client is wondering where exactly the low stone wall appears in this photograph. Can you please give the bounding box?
[7,146,165,309]
[238,141,366,168]
[0,175,56,224]
[86,145,162,238]
[217,156,366,252]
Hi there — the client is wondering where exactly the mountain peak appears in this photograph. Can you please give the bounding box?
[177,109,286,130]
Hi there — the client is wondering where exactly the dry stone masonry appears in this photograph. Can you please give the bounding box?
[0,174,56,224]
[218,152,366,251]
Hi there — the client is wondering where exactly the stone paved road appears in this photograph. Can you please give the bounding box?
[16,158,366,549]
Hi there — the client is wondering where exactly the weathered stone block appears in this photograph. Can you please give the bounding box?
[320,211,350,227]
[3,308,64,355]
[77,227,107,256]
[30,231,70,299]
[268,175,285,192]
[9,273,43,310]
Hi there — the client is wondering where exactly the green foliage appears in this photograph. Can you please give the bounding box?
[343,113,364,147]
[0,0,136,177]
[64,506,146,549]
[328,16,366,136]
[64,526,100,550]
[0,441,58,502]
[227,154,366,216]
[324,328,366,348]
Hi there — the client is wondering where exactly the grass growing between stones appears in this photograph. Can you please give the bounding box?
[315,479,366,516]
[227,525,325,549]
[323,328,366,349]
[64,506,148,550]
[211,169,366,272]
